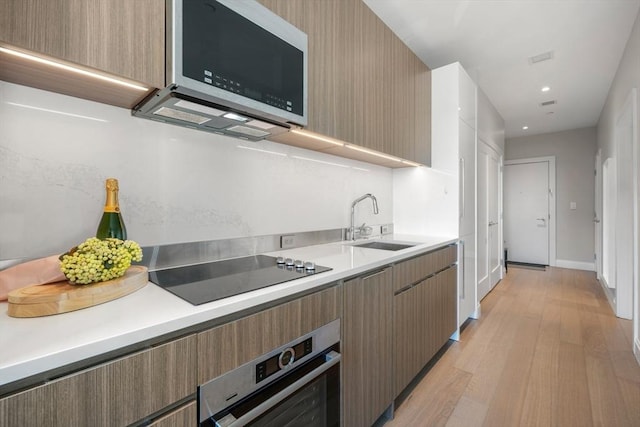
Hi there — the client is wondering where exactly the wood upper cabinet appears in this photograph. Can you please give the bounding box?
[342,267,394,427]
[0,0,163,108]
[0,335,197,427]
[259,0,431,166]
[0,0,164,88]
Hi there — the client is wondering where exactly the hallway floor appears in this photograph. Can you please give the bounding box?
[384,266,640,426]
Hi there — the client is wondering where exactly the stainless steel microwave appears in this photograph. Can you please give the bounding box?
[133,0,308,140]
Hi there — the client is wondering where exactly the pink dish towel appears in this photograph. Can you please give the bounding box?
[0,255,66,301]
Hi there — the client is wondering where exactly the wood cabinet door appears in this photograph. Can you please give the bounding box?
[343,268,394,427]
[0,0,165,88]
[0,335,197,427]
[394,264,459,397]
[259,0,431,165]
[394,284,419,396]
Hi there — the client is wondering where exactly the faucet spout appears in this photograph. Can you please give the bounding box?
[349,193,380,240]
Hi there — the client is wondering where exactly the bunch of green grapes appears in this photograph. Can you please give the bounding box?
[60,237,143,285]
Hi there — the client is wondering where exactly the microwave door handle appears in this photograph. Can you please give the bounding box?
[222,351,341,427]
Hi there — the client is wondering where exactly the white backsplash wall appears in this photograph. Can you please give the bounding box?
[0,82,392,260]
[393,166,457,238]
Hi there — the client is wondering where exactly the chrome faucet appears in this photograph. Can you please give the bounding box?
[349,193,379,240]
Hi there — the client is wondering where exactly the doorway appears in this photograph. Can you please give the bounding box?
[504,157,556,267]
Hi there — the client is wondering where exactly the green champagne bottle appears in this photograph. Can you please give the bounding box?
[96,178,127,240]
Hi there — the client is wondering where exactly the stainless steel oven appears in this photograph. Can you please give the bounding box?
[198,319,340,426]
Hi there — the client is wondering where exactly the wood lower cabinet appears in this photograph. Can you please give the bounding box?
[197,285,342,384]
[342,268,394,427]
[393,244,457,293]
[0,335,197,427]
[393,250,458,396]
[149,401,197,427]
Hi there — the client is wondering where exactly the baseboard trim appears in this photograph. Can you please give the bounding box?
[555,259,595,271]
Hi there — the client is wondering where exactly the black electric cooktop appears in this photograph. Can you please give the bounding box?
[149,255,332,305]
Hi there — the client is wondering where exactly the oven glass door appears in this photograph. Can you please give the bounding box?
[201,351,340,427]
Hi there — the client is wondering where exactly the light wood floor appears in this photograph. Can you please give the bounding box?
[384,266,640,427]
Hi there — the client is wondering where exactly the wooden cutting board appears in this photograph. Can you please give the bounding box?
[7,266,148,318]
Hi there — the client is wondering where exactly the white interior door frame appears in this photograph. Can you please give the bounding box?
[504,156,557,266]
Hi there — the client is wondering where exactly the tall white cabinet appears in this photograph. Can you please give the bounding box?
[431,63,479,330]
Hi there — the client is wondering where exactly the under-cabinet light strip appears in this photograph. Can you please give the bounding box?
[401,159,423,167]
[290,128,421,167]
[0,46,150,92]
[344,144,403,162]
[290,129,345,146]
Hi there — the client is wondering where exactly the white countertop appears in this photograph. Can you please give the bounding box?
[0,234,456,390]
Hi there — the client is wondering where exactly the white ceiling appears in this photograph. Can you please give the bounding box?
[364,0,640,139]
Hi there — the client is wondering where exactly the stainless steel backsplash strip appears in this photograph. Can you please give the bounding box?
[139,228,344,271]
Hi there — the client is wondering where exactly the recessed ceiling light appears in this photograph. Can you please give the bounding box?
[541,86,551,92]
[522,126,529,130]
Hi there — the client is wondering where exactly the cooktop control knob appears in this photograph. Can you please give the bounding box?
[304,261,316,271]
[285,258,295,266]
[276,256,285,264]
[294,259,304,269]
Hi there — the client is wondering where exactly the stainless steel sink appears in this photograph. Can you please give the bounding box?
[351,241,416,251]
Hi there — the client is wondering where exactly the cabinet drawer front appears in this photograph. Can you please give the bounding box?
[393,245,457,292]
[197,285,342,384]
[149,401,196,427]
[0,335,197,427]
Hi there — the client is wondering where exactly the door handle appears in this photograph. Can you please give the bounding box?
[488,221,498,226]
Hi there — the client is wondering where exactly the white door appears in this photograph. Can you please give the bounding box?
[477,146,489,299]
[488,149,501,287]
[613,90,635,320]
[595,150,602,281]
[602,157,616,289]
[477,141,502,300]
[504,161,550,265]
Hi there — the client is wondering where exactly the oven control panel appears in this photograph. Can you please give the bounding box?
[256,337,313,383]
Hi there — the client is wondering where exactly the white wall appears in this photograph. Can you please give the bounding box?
[506,127,597,266]
[0,82,393,260]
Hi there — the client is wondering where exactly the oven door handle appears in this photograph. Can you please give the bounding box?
[218,350,341,427]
